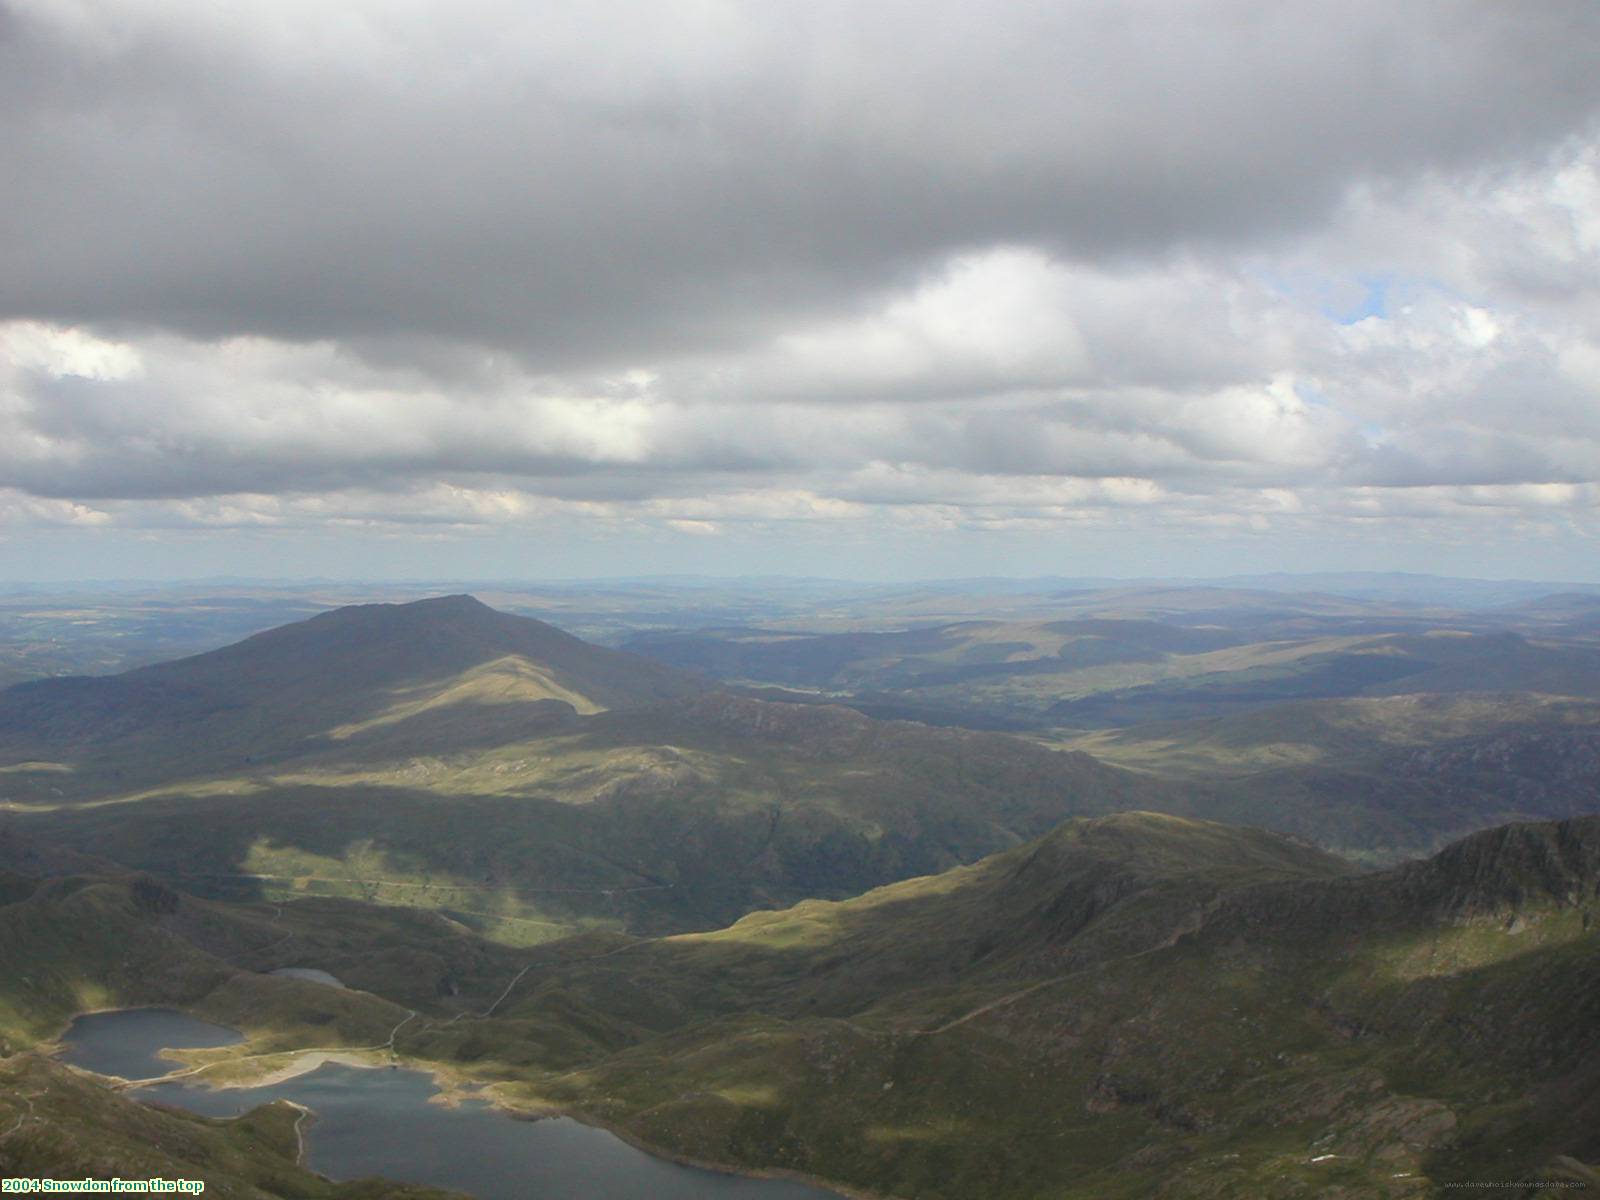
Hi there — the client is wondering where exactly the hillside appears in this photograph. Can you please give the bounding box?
[0,870,425,1056]
[618,603,1600,864]
[0,598,1196,938]
[0,868,507,1195]
[1054,693,1600,862]
[6,595,1594,943]
[476,814,1600,1199]
[1058,692,1600,777]
[0,595,705,791]
[626,614,1600,730]
[16,692,1183,938]
[3,815,1596,1198]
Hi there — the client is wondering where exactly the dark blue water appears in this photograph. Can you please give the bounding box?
[61,1010,841,1200]
[57,1008,243,1080]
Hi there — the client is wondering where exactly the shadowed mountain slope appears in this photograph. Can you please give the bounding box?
[0,598,1199,937]
[478,814,1600,1199]
[19,694,1191,937]
[1057,693,1600,862]
[2,815,1595,1198]
[6,597,1593,936]
[0,595,705,786]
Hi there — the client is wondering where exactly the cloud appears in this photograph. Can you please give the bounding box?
[4,0,1598,362]
[1,1,1599,574]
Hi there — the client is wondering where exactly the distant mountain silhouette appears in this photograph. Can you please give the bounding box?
[0,595,705,770]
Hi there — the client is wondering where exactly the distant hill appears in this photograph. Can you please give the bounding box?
[1060,692,1600,776]
[6,596,1597,937]
[0,594,705,785]
[629,617,1600,729]
[1057,693,1600,861]
[1,598,1196,936]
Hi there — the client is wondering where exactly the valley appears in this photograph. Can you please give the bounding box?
[1,582,1598,1198]
[12,4,1600,1195]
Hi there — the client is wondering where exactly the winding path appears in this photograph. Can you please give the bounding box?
[115,1005,420,1089]
[285,1100,312,1164]
[0,1088,38,1143]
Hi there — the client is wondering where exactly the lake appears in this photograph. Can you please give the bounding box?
[59,1009,842,1200]
[56,1007,243,1081]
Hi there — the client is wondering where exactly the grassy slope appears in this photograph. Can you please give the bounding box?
[0,870,517,1196]
[0,595,704,793]
[456,815,1600,1200]
[9,596,1598,937]
[2,598,1193,941]
[1050,693,1600,863]
[0,873,423,1058]
[16,694,1182,939]
[3,816,1596,1199]
[629,614,1600,728]
[1054,692,1600,777]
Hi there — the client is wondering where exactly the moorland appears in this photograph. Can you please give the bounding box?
[1,576,1597,1197]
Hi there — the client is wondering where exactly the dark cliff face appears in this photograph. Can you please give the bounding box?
[1397,814,1600,912]
[1397,728,1600,809]
[1201,815,1600,948]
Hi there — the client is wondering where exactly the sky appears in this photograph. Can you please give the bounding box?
[3,0,1600,582]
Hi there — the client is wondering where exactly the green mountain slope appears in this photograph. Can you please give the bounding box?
[0,595,705,790]
[476,814,1600,1199]
[3,815,1595,1199]
[17,693,1183,938]
[9,597,1594,939]
[0,871,423,1057]
[1058,692,1600,777]
[1055,693,1600,862]
[628,615,1600,730]
[0,598,1196,937]
[0,871,481,1191]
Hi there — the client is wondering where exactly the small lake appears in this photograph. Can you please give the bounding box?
[60,1009,842,1200]
[57,1008,243,1080]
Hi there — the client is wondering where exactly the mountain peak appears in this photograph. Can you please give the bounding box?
[405,592,491,612]
[311,592,498,627]
[0,595,705,776]
[1399,814,1600,913]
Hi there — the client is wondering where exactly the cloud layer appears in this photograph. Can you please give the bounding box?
[2,0,1599,575]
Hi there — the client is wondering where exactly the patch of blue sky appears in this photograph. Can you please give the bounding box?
[1253,267,1396,324]
[1332,273,1391,324]
[1358,421,1389,443]
[1292,381,1331,408]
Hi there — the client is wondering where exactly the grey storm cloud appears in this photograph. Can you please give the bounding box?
[3,0,1600,571]
[3,0,1598,362]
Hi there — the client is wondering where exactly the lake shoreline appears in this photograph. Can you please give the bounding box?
[205,1051,885,1200]
[56,1007,878,1200]
[536,1103,891,1200]
[177,1050,884,1200]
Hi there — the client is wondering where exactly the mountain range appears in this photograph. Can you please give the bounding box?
[0,598,1180,937]
[2,593,1599,1197]
[2,812,1596,1197]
